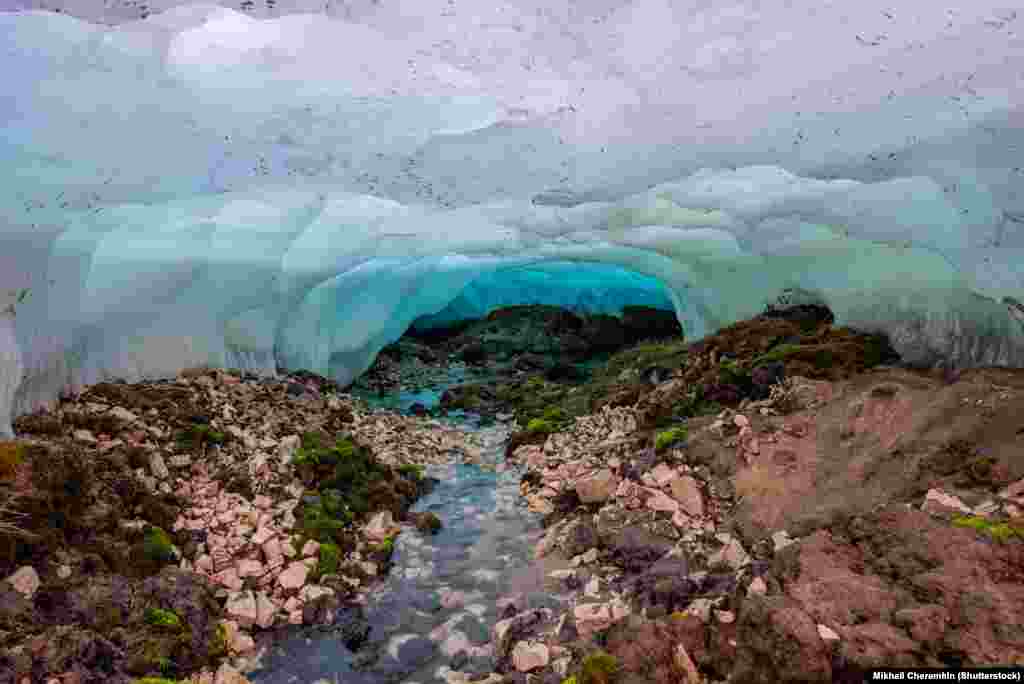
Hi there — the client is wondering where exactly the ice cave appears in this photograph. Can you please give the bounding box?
[1,0,1022,435]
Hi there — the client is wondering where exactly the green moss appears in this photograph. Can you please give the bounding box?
[751,343,803,367]
[526,418,556,434]
[144,607,182,630]
[372,534,396,556]
[578,650,619,684]
[175,424,226,449]
[317,542,341,576]
[207,622,228,659]
[952,516,1024,543]
[655,426,688,451]
[397,463,425,481]
[560,678,579,684]
[142,526,176,563]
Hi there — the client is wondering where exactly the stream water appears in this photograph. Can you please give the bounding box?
[248,389,564,684]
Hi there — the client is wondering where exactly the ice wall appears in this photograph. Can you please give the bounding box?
[409,262,676,332]
[1,1,1023,435]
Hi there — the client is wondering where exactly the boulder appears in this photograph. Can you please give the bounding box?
[511,641,550,672]
[6,566,40,599]
[575,469,618,503]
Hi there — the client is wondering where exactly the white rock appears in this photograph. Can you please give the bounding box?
[772,530,796,552]
[818,624,841,642]
[511,641,550,672]
[108,407,137,423]
[922,488,972,515]
[6,566,40,598]
[73,429,96,444]
[149,452,170,479]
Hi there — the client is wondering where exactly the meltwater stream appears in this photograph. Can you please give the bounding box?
[249,413,566,684]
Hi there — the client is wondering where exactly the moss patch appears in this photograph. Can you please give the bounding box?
[952,516,1024,543]
[142,526,176,563]
[144,607,183,630]
[578,650,620,684]
[655,426,688,451]
[316,542,341,577]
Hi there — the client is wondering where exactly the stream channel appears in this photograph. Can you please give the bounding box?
[248,380,566,684]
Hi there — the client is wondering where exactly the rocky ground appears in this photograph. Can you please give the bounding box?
[3,301,1023,684]
[482,307,1024,684]
[0,368,483,684]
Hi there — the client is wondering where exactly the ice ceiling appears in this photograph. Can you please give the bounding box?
[1,0,1023,435]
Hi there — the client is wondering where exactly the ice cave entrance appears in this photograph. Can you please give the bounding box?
[407,262,678,335]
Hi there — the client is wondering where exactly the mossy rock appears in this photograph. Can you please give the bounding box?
[141,528,175,565]
[952,516,1024,543]
[411,511,443,535]
[397,463,425,481]
[174,425,226,450]
[578,650,620,684]
[316,543,341,577]
[526,418,557,434]
[654,426,688,451]
[144,607,183,630]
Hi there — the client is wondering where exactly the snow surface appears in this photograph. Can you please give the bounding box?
[1,0,1023,435]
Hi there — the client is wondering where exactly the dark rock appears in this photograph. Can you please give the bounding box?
[607,526,674,573]
[460,343,487,364]
[750,361,785,400]
[409,511,443,535]
[641,365,673,385]
[628,556,697,614]
[731,596,833,683]
[563,519,601,557]
[396,635,435,667]
[409,402,429,416]
[621,306,682,341]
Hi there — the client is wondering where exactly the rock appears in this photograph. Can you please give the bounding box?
[225,590,258,628]
[214,663,249,684]
[669,475,704,517]
[674,643,702,684]
[254,590,277,628]
[708,533,749,569]
[73,429,96,443]
[748,577,768,596]
[278,561,309,591]
[922,488,972,515]
[573,602,614,637]
[301,540,320,557]
[686,598,718,623]
[236,559,263,578]
[149,452,170,479]
[6,566,40,599]
[818,624,841,642]
[575,469,618,503]
[771,530,795,552]
[511,641,550,672]
[277,435,301,463]
[649,462,676,487]
[731,597,832,683]
[109,407,138,423]
[493,609,549,658]
[646,487,680,513]
[56,564,72,580]
[365,510,399,542]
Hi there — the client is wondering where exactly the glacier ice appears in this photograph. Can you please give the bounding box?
[1,0,1023,435]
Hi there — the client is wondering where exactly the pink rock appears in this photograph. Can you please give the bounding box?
[6,566,40,599]
[649,463,676,487]
[262,538,283,563]
[252,526,276,546]
[278,561,309,591]
[645,488,680,514]
[255,591,277,629]
[237,559,264,578]
[669,475,704,517]
[734,414,750,428]
[281,540,297,558]
[288,610,303,625]
[225,591,258,628]
[301,540,320,558]
[196,555,214,573]
[214,568,243,592]
[283,597,302,612]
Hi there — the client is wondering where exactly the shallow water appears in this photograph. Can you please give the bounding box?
[248,413,561,684]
